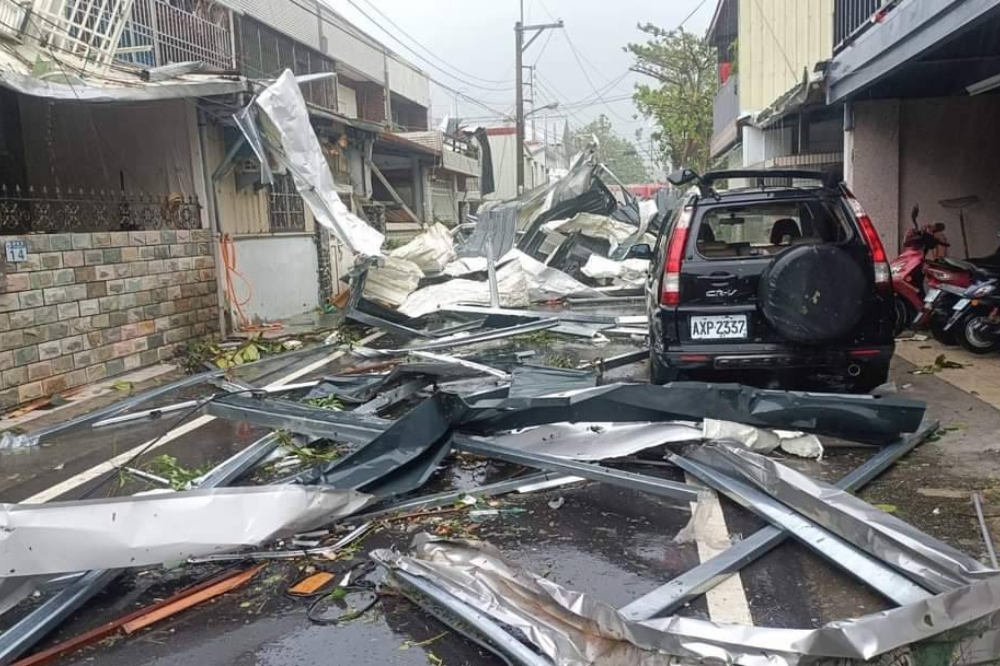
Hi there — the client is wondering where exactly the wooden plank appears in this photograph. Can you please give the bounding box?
[365,156,423,226]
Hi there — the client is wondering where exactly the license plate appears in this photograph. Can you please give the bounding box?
[924,288,940,304]
[953,298,970,311]
[690,315,748,340]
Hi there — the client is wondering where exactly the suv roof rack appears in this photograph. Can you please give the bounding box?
[701,169,840,190]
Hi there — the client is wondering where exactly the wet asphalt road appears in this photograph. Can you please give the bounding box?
[0,334,993,666]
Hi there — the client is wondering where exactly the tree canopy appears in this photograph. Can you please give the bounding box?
[626,24,716,174]
[572,114,650,184]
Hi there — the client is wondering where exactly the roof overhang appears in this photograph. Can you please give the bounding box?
[0,69,248,102]
[827,0,1000,103]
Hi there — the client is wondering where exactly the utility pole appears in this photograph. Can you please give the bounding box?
[515,4,562,194]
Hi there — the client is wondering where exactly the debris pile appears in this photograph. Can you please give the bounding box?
[1,73,997,666]
[3,308,1000,666]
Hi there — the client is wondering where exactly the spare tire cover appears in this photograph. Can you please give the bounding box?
[758,245,867,344]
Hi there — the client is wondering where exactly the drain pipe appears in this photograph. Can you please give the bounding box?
[196,107,230,338]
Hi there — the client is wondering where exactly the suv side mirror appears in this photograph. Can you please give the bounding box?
[668,168,698,187]
[624,243,653,261]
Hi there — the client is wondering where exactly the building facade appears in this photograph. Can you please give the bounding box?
[0,0,481,408]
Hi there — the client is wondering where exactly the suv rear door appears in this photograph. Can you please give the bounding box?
[677,195,860,344]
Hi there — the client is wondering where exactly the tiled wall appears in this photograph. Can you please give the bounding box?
[0,229,219,408]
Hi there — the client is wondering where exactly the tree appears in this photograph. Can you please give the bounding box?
[626,25,716,174]
[572,115,650,184]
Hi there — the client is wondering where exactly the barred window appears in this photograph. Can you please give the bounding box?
[268,174,305,233]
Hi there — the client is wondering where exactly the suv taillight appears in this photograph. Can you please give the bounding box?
[661,208,692,306]
[846,193,891,289]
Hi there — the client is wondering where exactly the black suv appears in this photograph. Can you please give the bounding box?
[627,169,895,393]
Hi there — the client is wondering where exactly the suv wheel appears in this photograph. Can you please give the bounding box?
[649,350,682,385]
[850,362,891,394]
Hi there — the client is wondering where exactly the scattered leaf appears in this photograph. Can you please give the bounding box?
[874,504,898,514]
[112,380,134,393]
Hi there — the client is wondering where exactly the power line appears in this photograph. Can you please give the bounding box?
[353,0,515,88]
[341,0,514,93]
[561,30,634,125]
[679,0,712,30]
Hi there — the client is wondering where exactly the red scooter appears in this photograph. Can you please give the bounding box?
[891,205,951,334]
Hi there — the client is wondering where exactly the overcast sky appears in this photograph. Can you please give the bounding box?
[326,0,714,159]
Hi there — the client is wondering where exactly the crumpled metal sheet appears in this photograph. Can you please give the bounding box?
[541,213,638,253]
[502,250,605,301]
[702,419,824,459]
[232,103,274,186]
[363,256,425,308]
[293,393,459,499]
[458,205,517,260]
[461,382,925,443]
[690,443,996,592]
[581,255,648,286]
[374,534,1000,666]
[255,71,384,257]
[490,422,700,461]
[390,223,457,274]
[399,260,531,318]
[0,486,371,578]
[506,365,598,401]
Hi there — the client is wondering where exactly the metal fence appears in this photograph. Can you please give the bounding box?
[834,0,883,51]
[33,0,137,68]
[0,185,202,233]
[117,0,234,70]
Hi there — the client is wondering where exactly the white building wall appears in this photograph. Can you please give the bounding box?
[231,236,320,321]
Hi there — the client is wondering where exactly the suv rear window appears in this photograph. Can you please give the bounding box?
[695,200,850,259]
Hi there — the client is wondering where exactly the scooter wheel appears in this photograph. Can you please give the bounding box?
[930,321,957,346]
[956,312,1000,355]
[892,295,914,337]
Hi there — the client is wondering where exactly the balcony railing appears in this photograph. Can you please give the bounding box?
[834,0,884,51]
[0,185,201,233]
[116,0,234,70]
[713,74,739,137]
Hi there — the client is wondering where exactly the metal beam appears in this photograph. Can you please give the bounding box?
[619,420,939,620]
[669,456,932,606]
[454,437,699,504]
[365,155,422,225]
[350,472,561,521]
[352,319,559,358]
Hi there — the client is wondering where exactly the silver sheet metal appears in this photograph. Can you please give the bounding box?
[375,535,1000,666]
[0,486,371,578]
[352,319,559,358]
[409,351,510,380]
[233,102,275,186]
[490,422,700,461]
[392,568,554,666]
[620,421,941,621]
[255,71,384,257]
[439,304,619,324]
[0,70,248,102]
[672,454,932,605]
[691,443,996,593]
[456,437,699,504]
